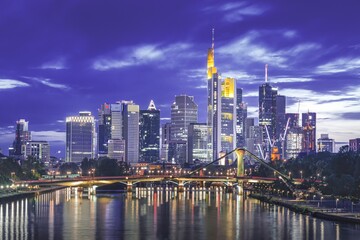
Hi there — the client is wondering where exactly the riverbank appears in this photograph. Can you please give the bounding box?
[0,186,66,203]
[250,193,360,224]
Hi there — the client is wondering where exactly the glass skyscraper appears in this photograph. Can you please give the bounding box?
[66,111,95,163]
[122,101,140,164]
[139,100,160,162]
[98,103,112,156]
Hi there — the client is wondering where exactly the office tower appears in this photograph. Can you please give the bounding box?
[276,95,286,139]
[66,111,95,163]
[98,103,112,157]
[302,112,316,154]
[220,77,237,163]
[108,139,125,162]
[349,138,360,152]
[111,103,122,139]
[139,100,160,162]
[171,95,198,141]
[122,101,140,164]
[317,134,335,153]
[207,29,220,161]
[286,128,303,159]
[11,119,31,156]
[161,123,172,161]
[187,123,209,164]
[168,140,187,164]
[259,73,278,142]
[286,113,300,128]
[236,88,247,148]
[245,125,263,158]
[23,141,50,162]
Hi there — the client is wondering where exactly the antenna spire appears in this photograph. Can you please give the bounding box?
[265,64,268,83]
[212,28,215,49]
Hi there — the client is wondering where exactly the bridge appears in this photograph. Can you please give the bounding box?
[19,148,304,194]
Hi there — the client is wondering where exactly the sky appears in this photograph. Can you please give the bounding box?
[0,0,360,157]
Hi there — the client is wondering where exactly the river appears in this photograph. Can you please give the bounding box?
[0,188,359,240]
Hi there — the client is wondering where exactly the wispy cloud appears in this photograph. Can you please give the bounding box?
[0,79,30,89]
[93,43,191,71]
[40,57,67,70]
[316,57,360,74]
[31,130,65,143]
[24,77,70,90]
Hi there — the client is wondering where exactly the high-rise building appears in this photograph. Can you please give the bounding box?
[187,123,209,164]
[276,95,286,139]
[108,139,125,162]
[236,88,247,148]
[23,141,50,162]
[259,80,278,141]
[122,101,140,164]
[286,113,300,129]
[110,103,122,139]
[139,100,160,162]
[66,111,95,163]
[207,29,220,161]
[160,123,172,161]
[98,103,112,156]
[220,77,237,163]
[286,128,303,159]
[11,119,31,156]
[302,112,316,154]
[349,138,360,152]
[317,134,335,153]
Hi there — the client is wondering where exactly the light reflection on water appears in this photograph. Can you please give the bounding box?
[0,188,359,240]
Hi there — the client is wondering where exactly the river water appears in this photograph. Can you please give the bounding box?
[0,188,359,240]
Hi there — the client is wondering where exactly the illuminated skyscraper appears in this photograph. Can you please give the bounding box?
[187,123,209,163]
[302,112,316,154]
[98,103,112,157]
[11,119,31,156]
[139,100,160,162]
[23,141,50,162]
[236,88,247,148]
[317,134,334,153]
[220,77,237,163]
[66,111,95,163]
[122,101,140,164]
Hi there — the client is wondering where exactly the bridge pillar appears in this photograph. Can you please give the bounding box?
[127,181,133,193]
[178,181,185,192]
[235,148,245,177]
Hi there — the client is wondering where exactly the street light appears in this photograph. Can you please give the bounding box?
[336,198,339,212]
[288,172,292,179]
[321,196,324,206]
[300,170,303,179]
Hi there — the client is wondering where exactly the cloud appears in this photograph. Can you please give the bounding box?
[223,4,268,22]
[93,43,191,71]
[31,130,66,143]
[0,79,30,89]
[316,57,360,74]
[40,58,67,70]
[24,77,70,90]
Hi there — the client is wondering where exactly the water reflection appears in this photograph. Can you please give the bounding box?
[0,187,359,239]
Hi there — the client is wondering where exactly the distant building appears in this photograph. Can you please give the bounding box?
[168,140,187,165]
[349,138,360,152]
[23,141,50,162]
[220,77,237,164]
[139,100,160,162]
[286,127,303,159]
[187,123,209,164]
[108,139,125,162]
[121,101,140,164]
[302,112,316,154]
[275,95,286,139]
[317,134,335,153]
[259,80,278,141]
[236,88,247,148]
[11,119,31,157]
[98,103,112,157]
[66,111,96,163]
[161,123,172,162]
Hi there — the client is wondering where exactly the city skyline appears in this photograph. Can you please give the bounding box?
[1,0,360,156]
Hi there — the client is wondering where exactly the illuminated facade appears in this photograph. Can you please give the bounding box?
[23,141,50,162]
[108,139,125,162]
[236,88,247,148]
[317,134,334,153]
[220,77,237,163]
[259,82,278,141]
[286,127,303,159]
[11,119,31,157]
[98,103,112,156]
[302,112,316,154]
[122,101,140,164]
[187,123,209,163]
[66,111,95,162]
[139,100,160,162]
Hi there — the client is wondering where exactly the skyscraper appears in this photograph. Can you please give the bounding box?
[160,122,172,161]
[236,88,247,148]
[207,29,220,161]
[220,77,237,163]
[11,119,31,156]
[98,103,112,157]
[171,95,198,141]
[139,100,160,162]
[275,95,286,139]
[302,112,316,154]
[23,141,50,162]
[317,134,335,153]
[122,101,140,164]
[187,123,209,164]
[66,111,95,163]
[259,80,278,141]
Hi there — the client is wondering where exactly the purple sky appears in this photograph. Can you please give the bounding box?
[1,0,360,157]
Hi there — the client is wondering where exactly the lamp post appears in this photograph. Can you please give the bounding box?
[336,198,339,212]
[300,170,303,180]
[288,172,292,179]
[321,196,324,207]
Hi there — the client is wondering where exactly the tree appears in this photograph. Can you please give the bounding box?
[96,157,121,176]
[80,158,97,176]
[59,162,80,175]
